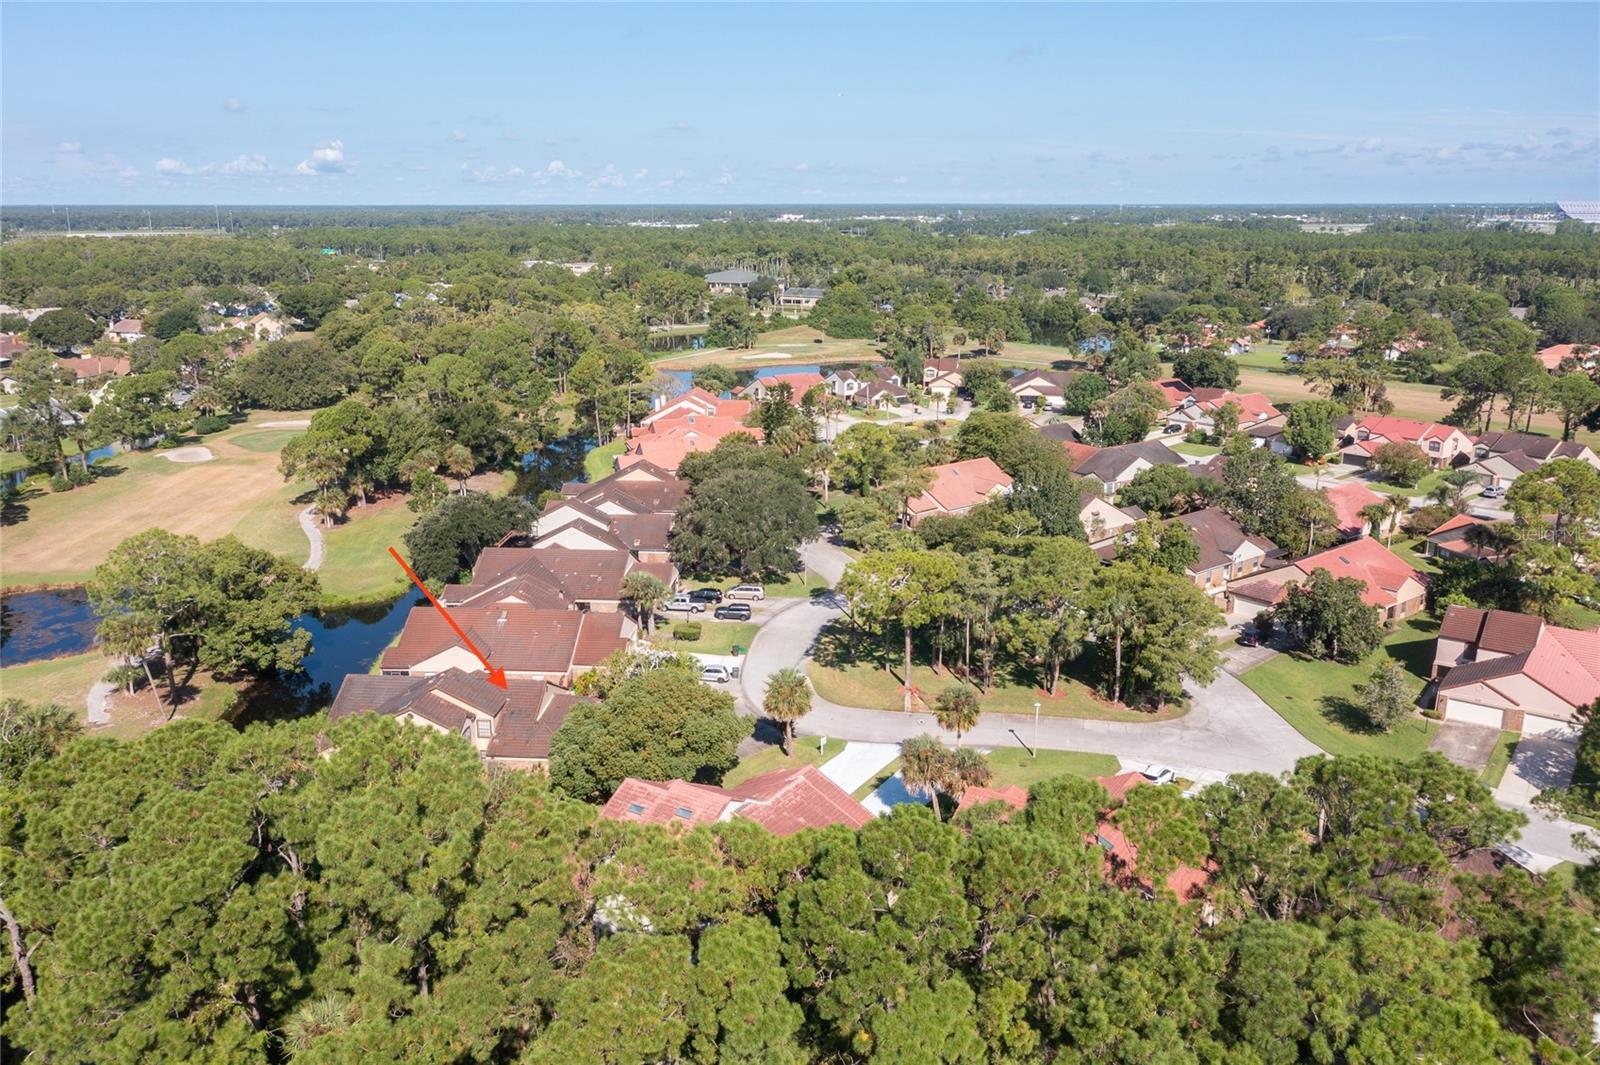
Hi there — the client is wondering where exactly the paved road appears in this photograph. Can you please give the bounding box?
[740,538,1597,866]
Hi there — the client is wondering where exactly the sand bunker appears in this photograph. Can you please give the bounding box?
[257,419,311,429]
[741,352,792,361]
[163,446,215,463]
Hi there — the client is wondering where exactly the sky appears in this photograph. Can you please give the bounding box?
[3,2,1597,206]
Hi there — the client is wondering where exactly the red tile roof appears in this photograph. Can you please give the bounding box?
[601,778,734,828]
[725,765,873,834]
[954,784,1029,817]
[1093,771,1147,802]
[1324,481,1386,536]
[1537,343,1599,371]
[1293,537,1422,610]
[1349,415,1464,446]
[904,457,1013,519]
[380,603,629,676]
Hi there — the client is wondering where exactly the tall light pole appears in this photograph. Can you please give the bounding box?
[1032,702,1041,758]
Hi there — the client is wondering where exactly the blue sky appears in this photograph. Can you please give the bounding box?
[4,3,1596,205]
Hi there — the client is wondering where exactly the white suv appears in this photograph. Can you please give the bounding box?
[663,594,705,613]
[700,665,733,684]
[727,584,766,600]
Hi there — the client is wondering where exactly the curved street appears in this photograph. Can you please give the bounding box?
[739,539,1598,865]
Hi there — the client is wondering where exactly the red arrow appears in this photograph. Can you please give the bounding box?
[388,546,508,688]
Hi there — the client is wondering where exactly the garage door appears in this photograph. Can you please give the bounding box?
[1520,714,1573,737]
[1444,699,1505,729]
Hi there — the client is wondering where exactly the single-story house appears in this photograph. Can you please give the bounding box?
[621,418,763,473]
[1337,415,1474,469]
[1071,440,1186,495]
[1173,507,1279,595]
[1229,536,1426,622]
[1324,480,1391,540]
[1008,369,1078,411]
[1038,421,1083,445]
[853,378,911,409]
[0,333,26,368]
[1245,419,1293,456]
[327,667,587,771]
[601,765,872,835]
[704,268,759,295]
[737,372,825,404]
[1536,343,1599,372]
[107,318,145,342]
[1424,513,1506,562]
[903,456,1013,525]
[57,355,132,383]
[1432,605,1600,734]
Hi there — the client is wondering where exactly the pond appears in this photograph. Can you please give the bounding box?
[2,445,118,489]
[0,588,100,665]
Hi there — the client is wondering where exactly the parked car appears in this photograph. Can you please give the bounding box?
[714,602,752,621]
[727,584,766,600]
[1481,483,1507,499]
[663,594,705,614]
[688,587,724,604]
[1237,630,1260,647]
[700,664,733,684]
[1141,765,1177,786]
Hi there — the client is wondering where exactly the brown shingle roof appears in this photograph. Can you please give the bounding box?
[1174,507,1277,573]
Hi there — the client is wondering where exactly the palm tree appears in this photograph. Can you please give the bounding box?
[444,443,475,495]
[619,572,668,635]
[1383,494,1409,545]
[313,485,349,528]
[762,668,811,755]
[1359,503,1390,542]
[899,735,947,819]
[941,747,992,809]
[933,685,981,747]
[282,994,356,1058]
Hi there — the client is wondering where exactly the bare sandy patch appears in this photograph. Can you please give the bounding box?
[163,446,215,463]
[258,419,311,429]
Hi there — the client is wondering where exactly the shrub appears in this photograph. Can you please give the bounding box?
[49,474,71,493]
[192,415,231,435]
[673,621,703,642]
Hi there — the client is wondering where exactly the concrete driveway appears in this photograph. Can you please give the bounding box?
[1496,728,1579,806]
[1427,721,1502,770]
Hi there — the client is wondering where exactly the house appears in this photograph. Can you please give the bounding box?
[56,355,131,383]
[1324,480,1391,539]
[1007,369,1078,411]
[737,372,825,404]
[1090,773,1213,904]
[600,765,872,835]
[1166,388,1281,434]
[1079,497,1145,550]
[620,418,762,472]
[244,312,289,342]
[902,457,1013,525]
[326,667,587,770]
[1245,419,1293,456]
[1153,378,1194,411]
[1382,334,1428,363]
[1039,422,1084,445]
[106,318,145,342]
[1337,415,1474,469]
[1424,513,1507,562]
[922,357,963,398]
[853,378,911,409]
[1070,440,1186,495]
[1173,507,1279,595]
[954,784,1029,818]
[538,466,686,564]
[1536,343,1600,372]
[1229,537,1426,622]
[442,545,677,614]
[643,387,752,426]
[704,268,759,295]
[1432,605,1600,734]
[378,602,633,687]
[776,286,825,315]
[0,333,26,367]
[1467,430,1600,486]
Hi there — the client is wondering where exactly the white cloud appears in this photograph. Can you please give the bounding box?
[893,175,909,185]
[223,96,245,113]
[716,171,733,186]
[673,120,692,132]
[220,153,268,175]
[1356,136,1384,153]
[590,163,625,188]
[461,162,527,183]
[54,141,82,154]
[448,130,467,143]
[546,159,574,177]
[793,162,809,172]
[633,167,649,180]
[295,139,346,175]
[155,157,195,175]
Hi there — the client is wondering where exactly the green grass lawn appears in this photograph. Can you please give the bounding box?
[229,429,302,453]
[982,747,1121,789]
[723,742,829,787]
[689,572,831,599]
[1239,616,1440,759]
[583,440,625,482]
[317,500,421,605]
[1170,441,1220,457]
[652,620,760,656]
[0,650,116,714]
[806,622,1184,722]
[1367,470,1448,499]
[1391,536,1442,576]
[1481,730,1520,788]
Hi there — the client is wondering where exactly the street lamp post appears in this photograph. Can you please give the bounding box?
[1032,702,1041,758]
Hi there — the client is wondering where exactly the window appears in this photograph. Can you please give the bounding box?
[674,806,694,819]
[476,719,492,738]
[1428,441,1440,452]
[626,802,645,814]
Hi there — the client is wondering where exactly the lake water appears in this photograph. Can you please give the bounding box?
[3,445,118,489]
[0,588,100,665]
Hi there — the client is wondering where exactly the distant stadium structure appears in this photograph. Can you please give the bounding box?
[1556,201,1600,224]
